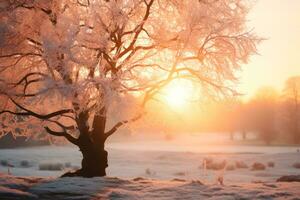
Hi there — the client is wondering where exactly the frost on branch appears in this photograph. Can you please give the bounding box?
[0,0,260,141]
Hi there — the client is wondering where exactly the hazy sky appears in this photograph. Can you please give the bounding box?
[239,0,300,98]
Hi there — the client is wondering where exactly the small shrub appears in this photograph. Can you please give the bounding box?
[292,162,300,169]
[145,168,156,175]
[235,161,248,169]
[251,162,266,171]
[207,160,226,170]
[39,163,64,171]
[0,160,8,166]
[20,160,31,168]
[0,160,14,167]
[226,164,236,171]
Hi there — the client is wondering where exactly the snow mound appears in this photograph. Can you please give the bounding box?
[1,175,300,200]
[0,175,45,199]
[0,186,37,199]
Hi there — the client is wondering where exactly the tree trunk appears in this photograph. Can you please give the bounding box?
[62,110,108,177]
[62,133,108,177]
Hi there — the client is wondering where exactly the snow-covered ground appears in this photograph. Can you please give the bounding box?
[1,174,300,200]
[1,141,300,183]
[0,134,300,199]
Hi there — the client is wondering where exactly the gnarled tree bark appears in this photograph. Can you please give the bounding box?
[62,109,110,177]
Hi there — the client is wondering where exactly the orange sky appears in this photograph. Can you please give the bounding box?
[239,0,300,98]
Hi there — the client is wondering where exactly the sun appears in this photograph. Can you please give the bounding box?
[163,79,193,108]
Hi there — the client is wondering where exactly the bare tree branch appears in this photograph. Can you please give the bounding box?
[104,113,143,139]
[2,98,74,120]
[44,127,78,145]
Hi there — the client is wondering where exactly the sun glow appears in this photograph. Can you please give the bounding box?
[163,79,194,108]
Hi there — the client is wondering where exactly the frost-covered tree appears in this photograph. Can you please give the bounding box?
[0,0,260,177]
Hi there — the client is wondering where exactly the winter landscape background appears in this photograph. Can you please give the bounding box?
[1,133,300,199]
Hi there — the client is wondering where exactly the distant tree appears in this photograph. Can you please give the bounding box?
[212,99,250,140]
[282,76,300,143]
[249,87,278,144]
[0,0,259,177]
[233,100,250,140]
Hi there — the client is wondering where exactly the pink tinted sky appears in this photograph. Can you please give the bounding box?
[239,0,300,98]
